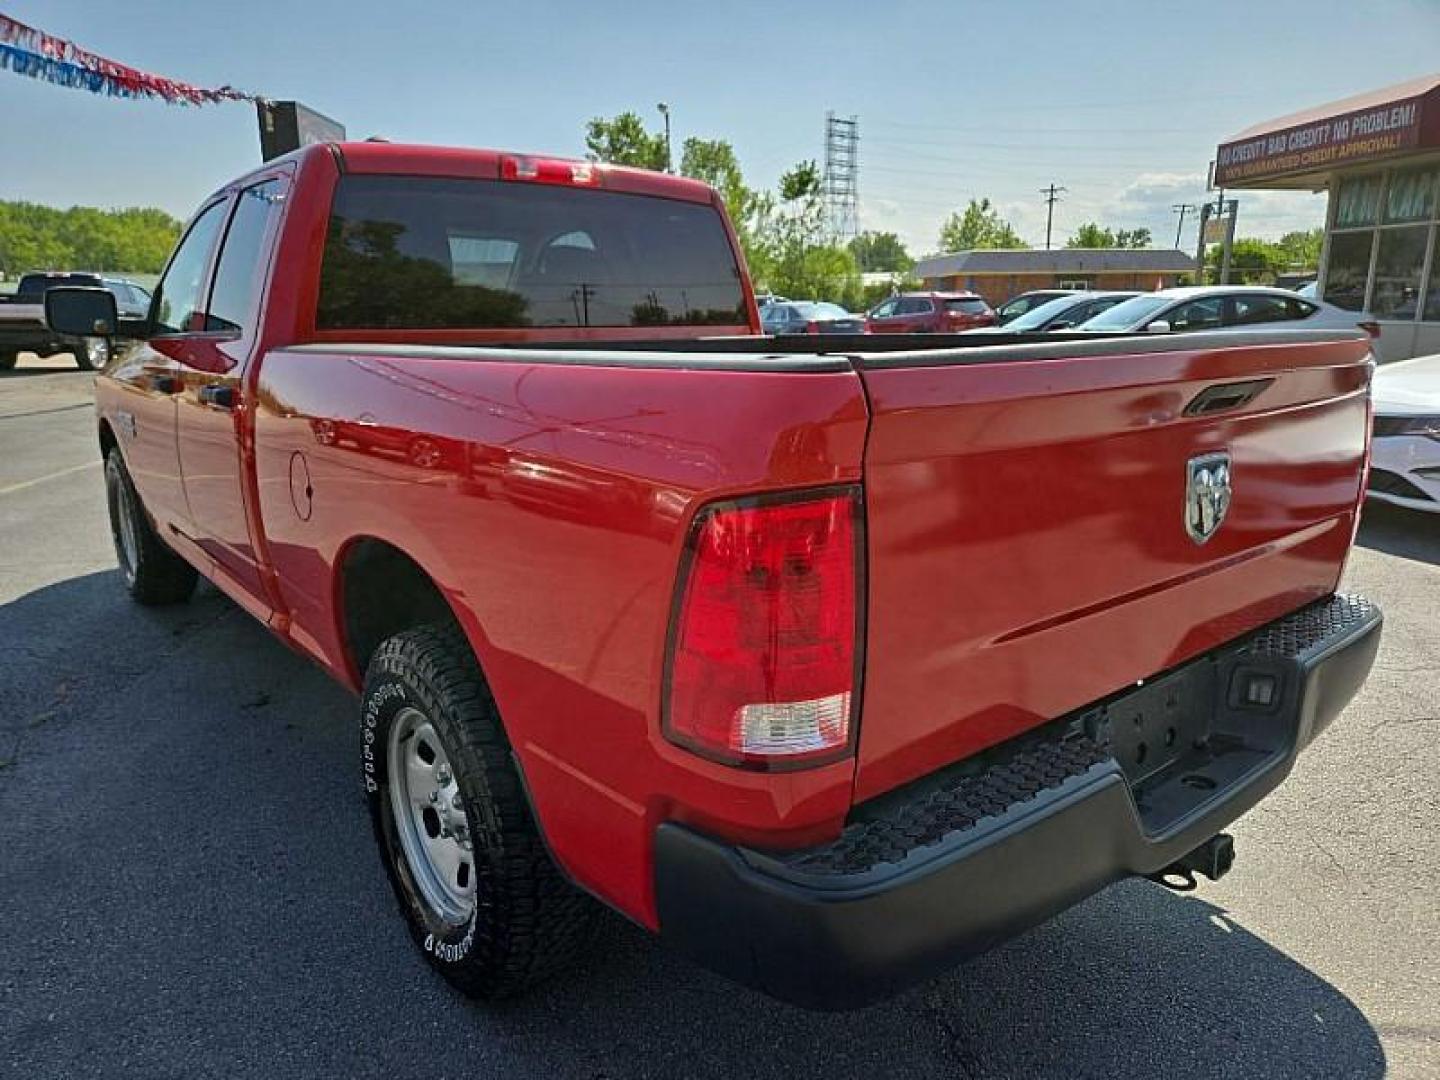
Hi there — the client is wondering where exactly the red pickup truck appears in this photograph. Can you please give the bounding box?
[48,142,1382,1010]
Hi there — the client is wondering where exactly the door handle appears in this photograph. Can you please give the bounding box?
[198,384,237,410]
[142,367,183,394]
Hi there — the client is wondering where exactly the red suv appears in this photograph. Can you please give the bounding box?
[866,291,996,333]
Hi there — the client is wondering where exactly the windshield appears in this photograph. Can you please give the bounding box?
[1004,294,1083,330]
[944,298,989,314]
[1078,294,1171,330]
[794,302,850,319]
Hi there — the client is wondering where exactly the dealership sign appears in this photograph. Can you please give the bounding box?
[1215,82,1438,186]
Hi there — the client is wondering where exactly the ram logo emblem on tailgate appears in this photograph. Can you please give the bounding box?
[1186,452,1232,544]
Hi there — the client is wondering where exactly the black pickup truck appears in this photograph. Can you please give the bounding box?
[0,272,151,370]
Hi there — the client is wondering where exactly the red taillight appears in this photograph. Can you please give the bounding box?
[499,155,600,186]
[664,489,862,769]
[1358,321,1381,339]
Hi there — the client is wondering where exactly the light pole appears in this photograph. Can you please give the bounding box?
[656,102,672,173]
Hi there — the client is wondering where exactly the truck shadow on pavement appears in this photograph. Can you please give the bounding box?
[1357,500,1440,566]
[0,572,1385,1080]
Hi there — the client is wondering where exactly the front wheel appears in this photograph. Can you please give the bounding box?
[362,624,594,1000]
[73,338,106,372]
[104,448,198,605]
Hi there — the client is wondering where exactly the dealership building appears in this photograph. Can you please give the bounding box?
[913,248,1196,308]
[1215,73,1440,360]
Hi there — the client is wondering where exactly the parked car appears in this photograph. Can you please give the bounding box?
[761,300,866,335]
[753,292,789,308]
[964,291,1140,334]
[994,289,1080,325]
[1367,352,1440,513]
[50,140,1381,1011]
[866,291,995,333]
[1075,285,1381,339]
[0,272,150,370]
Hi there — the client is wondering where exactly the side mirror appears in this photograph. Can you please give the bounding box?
[44,286,119,338]
[1144,319,1172,333]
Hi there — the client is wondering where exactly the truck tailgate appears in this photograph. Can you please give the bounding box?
[852,331,1372,802]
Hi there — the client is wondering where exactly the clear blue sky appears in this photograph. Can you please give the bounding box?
[4,0,1439,254]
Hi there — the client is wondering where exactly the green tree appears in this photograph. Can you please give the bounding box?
[1204,237,1285,284]
[679,137,763,246]
[0,200,182,277]
[848,231,913,273]
[937,198,1026,252]
[1066,222,1152,248]
[748,161,860,306]
[583,112,668,170]
[1275,229,1323,270]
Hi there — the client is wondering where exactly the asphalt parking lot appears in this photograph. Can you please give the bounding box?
[1,361,1437,1080]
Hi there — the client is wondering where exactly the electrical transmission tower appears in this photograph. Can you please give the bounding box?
[823,112,860,244]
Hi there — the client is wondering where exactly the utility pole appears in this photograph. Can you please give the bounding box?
[656,102,672,173]
[1193,193,1238,285]
[1040,183,1066,249]
[1195,202,1211,284]
[1171,203,1199,249]
[1219,193,1238,285]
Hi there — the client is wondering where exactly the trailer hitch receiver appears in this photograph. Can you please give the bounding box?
[1147,833,1235,892]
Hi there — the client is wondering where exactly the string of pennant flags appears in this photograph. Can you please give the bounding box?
[0,11,255,105]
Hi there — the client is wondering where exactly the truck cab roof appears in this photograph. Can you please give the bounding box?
[222,141,720,206]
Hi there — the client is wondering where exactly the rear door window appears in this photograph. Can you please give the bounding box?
[1166,298,1223,331]
[206,179,285,334]
[317,175,747,330]
[1227,294,1294,327]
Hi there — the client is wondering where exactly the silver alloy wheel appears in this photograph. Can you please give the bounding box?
[106,458,140,587]
[387,706,477,925]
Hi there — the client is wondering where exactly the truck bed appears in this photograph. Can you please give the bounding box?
[259,327,1371,834]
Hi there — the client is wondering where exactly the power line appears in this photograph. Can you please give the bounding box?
[1040,183,1066,250]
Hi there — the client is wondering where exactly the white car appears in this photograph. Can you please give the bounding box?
[1075,285,1381,341]
[1368,353,1440,513]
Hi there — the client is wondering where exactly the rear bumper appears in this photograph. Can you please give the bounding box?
[655,594,1381,1010]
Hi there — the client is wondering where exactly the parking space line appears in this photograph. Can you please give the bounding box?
[0,460,99,497]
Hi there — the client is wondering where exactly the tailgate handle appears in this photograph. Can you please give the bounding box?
[1183,378,1274,417]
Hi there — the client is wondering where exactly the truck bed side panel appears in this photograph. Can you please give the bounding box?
[855,336,1371,802]
[251,349,869,924]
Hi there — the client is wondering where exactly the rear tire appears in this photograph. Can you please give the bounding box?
[104,448,198,605]
[362,624,594,1000]
[0,350,17,371]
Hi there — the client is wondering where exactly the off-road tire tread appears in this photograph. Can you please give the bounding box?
[367,624,594,999]
[107,449,198,605]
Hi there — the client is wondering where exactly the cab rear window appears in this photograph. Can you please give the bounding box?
[316,175,747,330]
